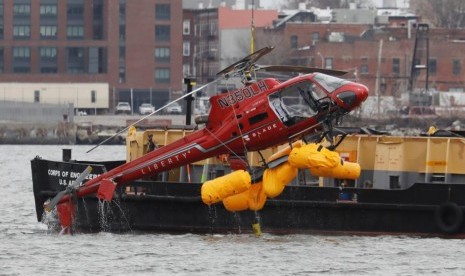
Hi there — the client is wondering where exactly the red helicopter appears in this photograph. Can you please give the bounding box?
[45,46,368,230]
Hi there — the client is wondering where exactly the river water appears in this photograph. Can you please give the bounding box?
[1,144,465,275]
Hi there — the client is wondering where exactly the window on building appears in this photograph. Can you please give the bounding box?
[67,4,84,19]
[155,4,170,20]
[14,4,30,16]
[93,25,103,40]
[312,32,319,44]
[183,42,190,56]
[361,64,368,74]
[40,47,57,59]
[119,66,126,83]
[155,25,170,41]
[290,35,298,49]
[93,2,103,20]
[183,20,190,35]
[68,47,83,59]
[324,57,333,69]
[67,26,84,39]
[119,46,125,62]
[91,90,96,103]
[392,58,400,75]
[119,0,126,18]
[13,47,30,73]
[92,1,104,40]
[361,57,368,74]
[40,47,57,73]
[428,58,437,75]
[67,47,84,73]
[88,47,107,74]
[40,4,57,16]
[34,90,40,103]
[40,25,57,39]
[183,63,190,76]
[0,24,3,39]
[155,68,170,83]
[155,47,170,62]
[194,24,199,36]
[13,47,30,58]
[13,25,30,39]
[119,25,125,41]
[453,59,461,75]
[208,21,218,36]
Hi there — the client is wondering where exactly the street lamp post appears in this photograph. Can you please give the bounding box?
[184,78,195,125]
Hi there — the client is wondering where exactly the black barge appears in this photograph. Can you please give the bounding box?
[31,128,465,237]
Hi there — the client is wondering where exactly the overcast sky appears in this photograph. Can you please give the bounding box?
[260,0,284,9]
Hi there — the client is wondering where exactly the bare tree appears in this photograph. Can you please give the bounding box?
[410,0,465,29]
[253,29,295,65]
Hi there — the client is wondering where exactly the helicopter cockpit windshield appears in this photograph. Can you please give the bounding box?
[269,80,324,126]
[269,74,348,127]
[312,73,349,92]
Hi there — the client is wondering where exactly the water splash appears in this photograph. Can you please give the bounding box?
[96,197,135,232]
[111,199,133,232]
[80,197,92,229]
[98,199,110,231]
[41,209,61,233]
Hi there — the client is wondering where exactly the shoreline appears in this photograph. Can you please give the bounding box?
[0,114,462,145]
[0,114,191,145]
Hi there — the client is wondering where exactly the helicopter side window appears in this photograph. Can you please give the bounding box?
[268,80,321,127]
[269,94,291,124]
[248,112,269,125]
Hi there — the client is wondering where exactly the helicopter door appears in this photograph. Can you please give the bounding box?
[268,80,320,127]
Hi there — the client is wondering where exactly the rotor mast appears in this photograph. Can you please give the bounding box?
[250,0,255,54]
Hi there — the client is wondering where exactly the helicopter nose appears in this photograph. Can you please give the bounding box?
[335,83,369,111]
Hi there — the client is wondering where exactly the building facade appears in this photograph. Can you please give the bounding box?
[258,20,465,111]
[183,6,277,91]
[0,0,182,114]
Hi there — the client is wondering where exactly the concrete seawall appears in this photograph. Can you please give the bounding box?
[0,114,194,145]
[74,114,190,127]
[1,113,463,144]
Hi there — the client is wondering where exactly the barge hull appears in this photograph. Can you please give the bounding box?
[32,157,465,236]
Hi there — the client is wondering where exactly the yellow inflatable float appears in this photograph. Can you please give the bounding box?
[201,169,251,205]
[289,143,360,179]
[201,141,361,212]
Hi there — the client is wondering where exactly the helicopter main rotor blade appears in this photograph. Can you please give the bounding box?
[44,166,92,212]
[256,65,348,76]
[86,77,220,153]
[44,189,67,212]
[216,46,275,77]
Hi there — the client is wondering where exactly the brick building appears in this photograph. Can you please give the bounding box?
[258,21,465,108]
[0,0,182,114]
[183,6,277,89]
